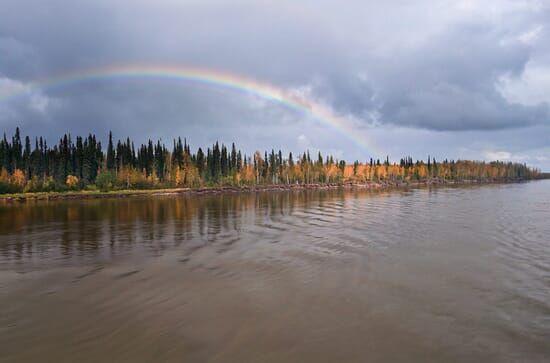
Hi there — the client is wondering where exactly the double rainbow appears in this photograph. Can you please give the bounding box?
[0,64,379,157]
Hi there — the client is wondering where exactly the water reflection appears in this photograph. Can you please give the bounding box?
[0,189,363,267]
[1,182,550,362]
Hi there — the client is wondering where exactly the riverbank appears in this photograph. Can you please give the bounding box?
[0,177,538,203]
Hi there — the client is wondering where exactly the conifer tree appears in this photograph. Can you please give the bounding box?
[106,131,115,170]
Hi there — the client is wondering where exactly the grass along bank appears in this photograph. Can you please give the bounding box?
[1,177,542,202]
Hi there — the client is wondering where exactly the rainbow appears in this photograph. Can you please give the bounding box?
[0,64,380,157]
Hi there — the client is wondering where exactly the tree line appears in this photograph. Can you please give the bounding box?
[0,127,540,193]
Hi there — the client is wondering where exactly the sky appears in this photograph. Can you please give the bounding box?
[0,0,549,170]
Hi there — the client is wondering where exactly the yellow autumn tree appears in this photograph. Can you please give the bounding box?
[343,165,354,179]
[174,167,183,187]
[0,168,9,183]
[184,164,201,187]
[66,175,79,188]
[12,169,26,187]
[326,163,340,182]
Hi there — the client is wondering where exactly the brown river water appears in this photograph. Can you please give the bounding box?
[1,181,549,362]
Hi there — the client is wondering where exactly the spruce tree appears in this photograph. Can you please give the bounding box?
[106,131,115,170]
[23,136,31,177]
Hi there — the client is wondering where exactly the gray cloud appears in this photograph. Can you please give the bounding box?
[314,19,550,130]
[1,0,550,169]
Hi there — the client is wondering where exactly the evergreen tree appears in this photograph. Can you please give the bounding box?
[0,127,540,193]
[14,127,23,170]
[196,147,205,177]
[106,131,115,170]
[23,136,32,177]
[230,143,237,172]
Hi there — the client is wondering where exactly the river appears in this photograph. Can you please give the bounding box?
[1,181,549,362]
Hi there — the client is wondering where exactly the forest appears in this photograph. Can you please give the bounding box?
[0,128,541,194]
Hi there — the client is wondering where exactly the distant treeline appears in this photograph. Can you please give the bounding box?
[0,128,541,193]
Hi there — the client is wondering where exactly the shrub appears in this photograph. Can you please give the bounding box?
[66,175,80,190]
[24,176,44,193]
[42,177,57,192]
[85,184,97,191]
[0,181,22,194]
[95,171,117,191]
[117,168,154,189]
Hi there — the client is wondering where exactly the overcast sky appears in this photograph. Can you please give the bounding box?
[1,0,549,170]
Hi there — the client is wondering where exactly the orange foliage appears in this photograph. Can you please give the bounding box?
[174,167,183,187]
[66,175,79,187]
[0,168,9,183]
[325,164,340,181]
[12,169,26,187]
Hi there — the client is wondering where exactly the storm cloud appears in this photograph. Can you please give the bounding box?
[0,0,549,168]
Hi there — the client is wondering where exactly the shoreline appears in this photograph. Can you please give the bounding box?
[0,178,539,203]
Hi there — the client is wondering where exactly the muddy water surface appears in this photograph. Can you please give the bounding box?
[1,181,549,362]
